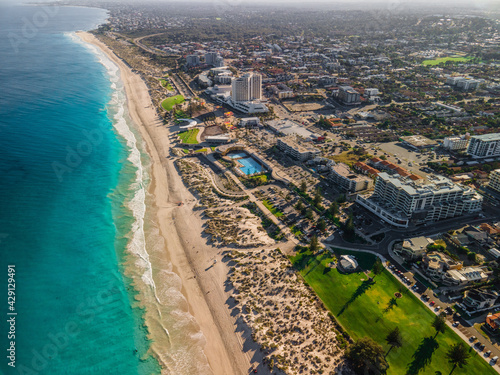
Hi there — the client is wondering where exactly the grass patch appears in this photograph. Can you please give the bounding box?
[182,148,189,154]
[422,56,473,66]
[290,225,303,238]
[262,199,284,218]
[290,248,496,375]
[161,95,185,111]
[178,128,199,144]
[194,148,207,153]
[331,151,364,167]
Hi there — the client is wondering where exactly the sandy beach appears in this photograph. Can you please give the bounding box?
[76,31,258,375]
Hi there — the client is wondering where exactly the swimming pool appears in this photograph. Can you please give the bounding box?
[227,151,248,159]
[238,157,265,175]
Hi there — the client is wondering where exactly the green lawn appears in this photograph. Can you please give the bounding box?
[178,128,199,144]
[262,199,283,217]
[194,148,207,153]
[161,95,184,111]
[422,56,473,66]
[290,249,496,375]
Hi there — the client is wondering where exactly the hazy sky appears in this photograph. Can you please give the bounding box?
[1,0,499,12]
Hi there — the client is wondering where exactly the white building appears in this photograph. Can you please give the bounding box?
[395,236,434,260]
[446,76,481,91]
[356,173,483,228]
[488,169,500,193]
[444,267,489,286]
[467,133,500,158]
[339,255,358,272]
[205,52,218,66]
[364,88,380,97]
[328,163,373,193]
[443,135,469,151]
[232,72,262,102]
[338,86,360,105]
[276,136,320,161]
[186,55,200,67]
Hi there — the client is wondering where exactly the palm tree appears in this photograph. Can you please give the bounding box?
[432,314,446,338]
[385,327,403,357]
[446,343,470,374]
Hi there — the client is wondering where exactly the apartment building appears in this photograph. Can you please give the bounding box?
[489,169,500,193]
[443,135,469,151]
[328,163,373,193]
[356,173,483,228]
[276,136,320,161]
[467,133,500,158]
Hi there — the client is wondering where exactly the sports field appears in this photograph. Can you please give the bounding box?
[422,56,472,66]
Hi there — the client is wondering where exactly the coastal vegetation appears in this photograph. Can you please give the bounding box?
[227,248,345,374]
[291,248,495,375]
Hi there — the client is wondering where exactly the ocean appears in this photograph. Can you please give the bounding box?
[0,4,207,375]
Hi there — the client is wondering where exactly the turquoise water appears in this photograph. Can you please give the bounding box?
[0,5,160,375]
[238,157,265,175]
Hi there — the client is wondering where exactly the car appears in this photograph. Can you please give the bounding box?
[491,356,498,364]
[430,301,435,306]
[452,321,460,327]
[470,336,477,342]
[479,344,486,351]
[485,350,492,357]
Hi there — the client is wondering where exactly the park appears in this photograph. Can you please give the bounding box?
[291,248,496,375]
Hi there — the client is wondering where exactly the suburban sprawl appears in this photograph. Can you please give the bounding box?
[70,1,500,374]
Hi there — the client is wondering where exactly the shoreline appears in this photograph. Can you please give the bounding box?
[76,31,256,375]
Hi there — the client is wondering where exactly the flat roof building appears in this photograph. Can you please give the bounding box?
[356,173,483,228]
[276,136,320,162]
[395,236,434,260]
[443,135,469,151]
[400,135,437,150]
[467,133,500,159]
[488,169,500,194]
[328,163,373,193]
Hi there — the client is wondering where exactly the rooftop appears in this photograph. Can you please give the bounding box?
[400,135,438,147]
[471,133,500,142]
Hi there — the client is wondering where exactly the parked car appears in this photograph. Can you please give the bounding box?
[470,336,477,342]
[452,321,460,327]
[491,356,498,365]
[430,301,435,306]
[485,350,492,357]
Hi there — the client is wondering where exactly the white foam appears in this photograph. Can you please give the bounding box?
[72,32,212,375]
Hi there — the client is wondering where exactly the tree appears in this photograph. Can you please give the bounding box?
[295,200,304,212]
[305,208,314,221]
[313,188,322,207]
[373,258,384,278]
[309,235,319,252]
[432,314,446,337]
[446,343,470,374]
[300,180,307,193]
[385,327,403,356]
[329,201,339,216]
[346,337,389,374]
[317,218,327,232]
